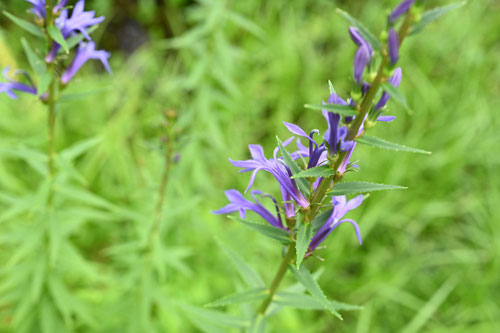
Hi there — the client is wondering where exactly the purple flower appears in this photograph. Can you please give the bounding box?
[230,143,309,209]
[309,195,363,252]
[0,67,37,99]
[388,0,415,23]
[24,0,68,18]
[212,190,285,229]
[388,28,399,65]
[61,41,111,84]
[349,27,373,84]
[283,122,326,169]
[374,67,402,111]
[45,0,105,62]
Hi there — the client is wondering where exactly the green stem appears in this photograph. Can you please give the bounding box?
[258,244,296,314]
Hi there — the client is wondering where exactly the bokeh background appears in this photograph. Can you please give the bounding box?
[0,0,499,332]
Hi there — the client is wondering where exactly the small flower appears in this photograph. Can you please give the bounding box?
[388,28,399,65]
[0,67,37,99]
[308,195,364,252]
[212,190,285,229]
[24,0,68,19]
[61,41,111,84]
[388,0,415,23]
[374,67,402,111]
[229,143,310,209]
[45,0,105,62]
[349,27,373,84]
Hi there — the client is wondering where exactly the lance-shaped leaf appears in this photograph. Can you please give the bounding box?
[328,182,407,196]
[3,11,44,38]
[304,103,358,117]
[357,135,431,154]
[37,71,53,98]
[289,265,342,319]
[64,26,98,51]
[178,303,250,331]
[336,8,382,51]
[292,165,336,179]
[206,288,267,307]
[411,2,467,35]
[229,216,291,245]
[47,25,70,53]
[274,291,362,311]
[21,38,46,77]
[247,314,266,333]
[328,80,336,94]
[296,217,313,269]
[381,82,411,111]
[277,136,310,197]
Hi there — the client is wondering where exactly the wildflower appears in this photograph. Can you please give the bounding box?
[374,67,402,111]
[229,143,310,209]
[308,195,363,252]
[24,0,68,19]
[388,0,415,23]
[212,190,285,229]
[388,28,399,65]
[349,27,373,84]
[0,67,37,99]
[61,41,111,84]
[45,0,105,62]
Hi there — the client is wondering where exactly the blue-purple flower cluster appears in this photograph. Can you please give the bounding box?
[214,0,414,256]
[0,0,110,99]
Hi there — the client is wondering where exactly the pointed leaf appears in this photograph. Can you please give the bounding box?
[248,314,266,333]
[276,136,310,196]
[411,2,466,35]
[328,181,407,196]
[274,291,362,311]
[37,71,53,98]
[296,220,313,269]
[21,38,47,77]
[381,82,410,111]
[304,103,358,117]
[64,26,98,51]
[47,25,69,53]
[357,135,431,154]
[289,265,342,319]
[328,80,336,95]
[217,239,264,288]
[292,165,335,179]
[3,11,44,37]
[206,288,267,307]
[336,8,382,51]
[178,303,250,329]
[229,216,290,245]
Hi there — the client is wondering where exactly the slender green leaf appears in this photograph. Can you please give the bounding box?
[357,135,431,154]
[58,87,112,102]
[277,136,310,196]
[206,288,267,307]
[304,103,358,117]
[64,26,98,50]
[296,220,313,269]
[411,2,467,35]
[328,181,407,196]
[47,25,69,53]
[229,216,290,245]
[381,82,410,111]
[289,265,342,319]
[292,165,335,179]
[274,291,362,311]
[336,8,382,51]
[248,314,266,333]
[328,80,336,95]
[3,11,44,37]
[216,239,264,288]
[37,71,53,98]
[178,303,250,329]
[21,38,46,76]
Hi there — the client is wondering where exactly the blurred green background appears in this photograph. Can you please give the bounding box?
[0,0,499,332]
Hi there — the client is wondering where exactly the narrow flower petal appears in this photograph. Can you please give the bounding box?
[61,41,111,84]
[353,45,370,84]
[388,0,415,23]
[388,28,399,64]
[374,67,403,111]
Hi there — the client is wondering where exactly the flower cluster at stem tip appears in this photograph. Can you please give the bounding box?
[0,0,111,99]
[213,0,415,257]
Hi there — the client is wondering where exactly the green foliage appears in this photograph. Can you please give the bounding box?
[277,136,310,196]
[292,165,336,179]
[304,103,358,117]
[229,216,291,245]
[411,2,467,35]
[357,135,431,154]
[47,25,69,53]
[329,181,407,195]
[295,217,313,269]
[2,10,44,37]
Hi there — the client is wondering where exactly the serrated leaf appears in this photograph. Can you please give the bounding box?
[411,2,466,35]
[178,303,250,329]
[21,38,47,77]
[328,181,407,196]
[304,103,358,117]
[206,288,267,307]
[216,239,264,288]
[3,11,44,37]
[276,136,310,196]
[289,265,342,319]
[336,8,382,51]
[292,165,335,179]
[47,25,69,53]
[37,71,53,98]
[274,291,362,311]
[357,135,431,154]
[381,82,410,111]
[296,219,313,269]
[229,216,290,245]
